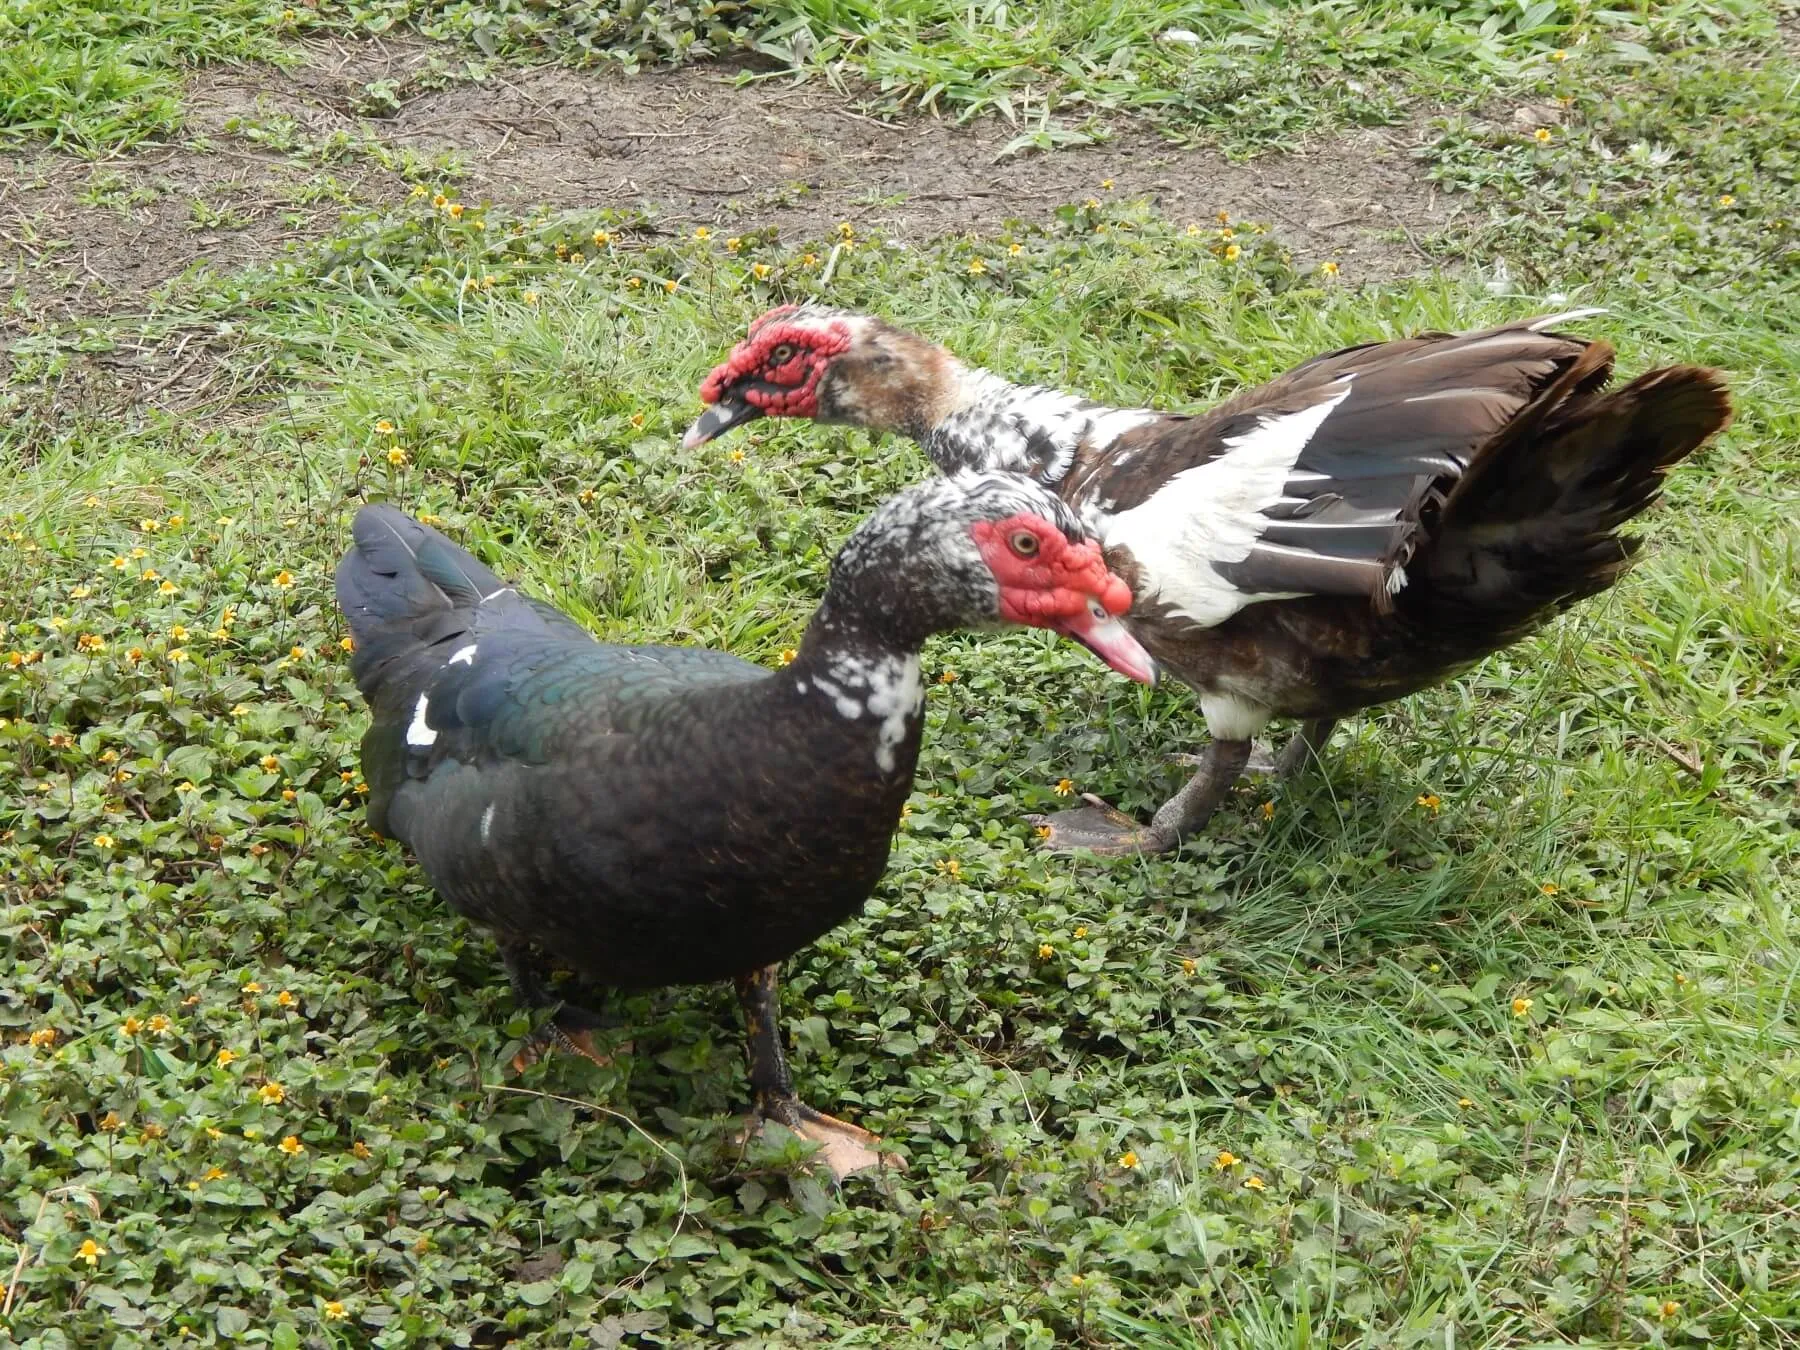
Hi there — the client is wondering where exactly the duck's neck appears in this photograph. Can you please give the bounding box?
[784,605,926,778]
[916,363,1153,488]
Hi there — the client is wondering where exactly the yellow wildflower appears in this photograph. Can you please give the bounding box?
[258,1082,284,1105]
[801,253,820,268]
[967,258,986,275]
[938,858,962,879]
[167,648,188,663]
[1261,800,1275,820]
[1118,1151,1139,1169]
[203,1166,226,1182]
[629,412,646,429]
[778,649,797,666]
[1512,997,1534,1017]
[70,584,92,599]
[447,203,464,219]
[1244,1175,1266,1190]
[1416,793,1440,815]
[157,580,178,596]
[1534,127,1553,143]
[78,634,105,652]
[1550,49,1568,61]
[1215,1151,1238,1170]
[837,222,855,240]
[1319,260,1340,276]
[230,703,249,717]
[1458,1097,1474,1108]
[243,981,263,994]
[122,1016,143,1037]
[431,193,447,208]
[1073,924,1088,938]
[626,277,642,289]
[325,1301,347,1320]
[1224,244,1241,262]
[1008,243,1023,257]
[663,279,678,294]
[100,1111,122,1131]
[725,236,742,252]
[139,518,161,533]
[29,1028,57,1047]
[939,669,958,684]
[693,226,712,240]
[140,568,160,581]
[1181,958,1196,975]
[1038,943,1054,959]
[130,546,147,558]
[1540,882,1559,895]
[217,1048,237,1066]
[147,1014,170,1033]
[728,448,746,464]
[110,556,128,570]
[76,1238,107,1266]
[751,263,771,280]
[289,645,307,661]
[1717,194,1735,208]
[352,1141,371,1160]
[340,636,355,652]
[1660,1301,1681,1320]
[279,1135,303,1155]
[277,990,295,1007]
[216,515,234,526]
[593,229,612,246]
[260,755,280,772]
[523,290,539,305]
[1053,778,1075,796]
[386,449,408,473]
[274,570,294,588]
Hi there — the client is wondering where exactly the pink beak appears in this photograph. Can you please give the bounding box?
[1052,603,1157,684]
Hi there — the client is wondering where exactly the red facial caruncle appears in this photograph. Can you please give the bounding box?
[972,514,1132,626]
[696,306,853,419]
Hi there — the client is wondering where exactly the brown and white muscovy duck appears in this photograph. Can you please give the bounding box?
[684,305,1732,855]
[334,473,1151,1177]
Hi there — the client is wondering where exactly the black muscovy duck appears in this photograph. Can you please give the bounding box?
[335,472,1152,1176]
[684,306,1732,855]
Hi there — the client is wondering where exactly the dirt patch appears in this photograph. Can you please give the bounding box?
[2,34,1456,383]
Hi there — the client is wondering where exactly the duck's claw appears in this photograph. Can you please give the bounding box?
[1027,795,1175,856]
[510,1006,614,1073]
[751,1094,901,1181]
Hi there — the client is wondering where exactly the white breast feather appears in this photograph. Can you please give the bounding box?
[1100,380,1354,627]
[863,654,923,774]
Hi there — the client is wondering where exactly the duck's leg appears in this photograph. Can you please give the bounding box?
[1030,739,1254,856]
[736,964,893,1181]
[1275,717,1338,777]
[500,940,611,1071]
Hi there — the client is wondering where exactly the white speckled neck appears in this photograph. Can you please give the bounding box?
[921,364,1155,486]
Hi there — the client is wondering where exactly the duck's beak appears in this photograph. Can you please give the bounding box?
[682,394,763,449]
[1054,606,1157,685]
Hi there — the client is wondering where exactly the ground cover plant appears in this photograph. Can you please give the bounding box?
[3,1,1798,1346]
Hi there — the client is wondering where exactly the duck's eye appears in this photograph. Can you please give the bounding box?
[768,343,796,365]
[1009,529,1040,558]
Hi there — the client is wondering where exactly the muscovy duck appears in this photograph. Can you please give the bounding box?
[334,473,1152,1177]
[684,305,1732,855]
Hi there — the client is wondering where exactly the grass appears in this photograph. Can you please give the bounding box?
[3,1,1799,1347]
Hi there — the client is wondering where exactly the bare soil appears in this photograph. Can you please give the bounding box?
[1,35,1459,415]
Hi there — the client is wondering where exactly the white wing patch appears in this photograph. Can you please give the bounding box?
[1100,380,1355,627]
[479,802,495,843]
[406,692,438,747]
[448,643,478,666]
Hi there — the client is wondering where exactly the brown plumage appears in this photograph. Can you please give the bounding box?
[687,308,1733,854]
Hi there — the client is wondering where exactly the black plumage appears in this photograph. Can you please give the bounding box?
[687,308,1734,855]
[334,472,1147,1174]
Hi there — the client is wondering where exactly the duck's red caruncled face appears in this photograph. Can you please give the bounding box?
[695,306,854,419]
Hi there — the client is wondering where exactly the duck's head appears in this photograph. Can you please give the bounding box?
[825,471,1155,685]
[685,304,953,447]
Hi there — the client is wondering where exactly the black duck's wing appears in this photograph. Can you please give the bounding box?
[1071,313,1605,612]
